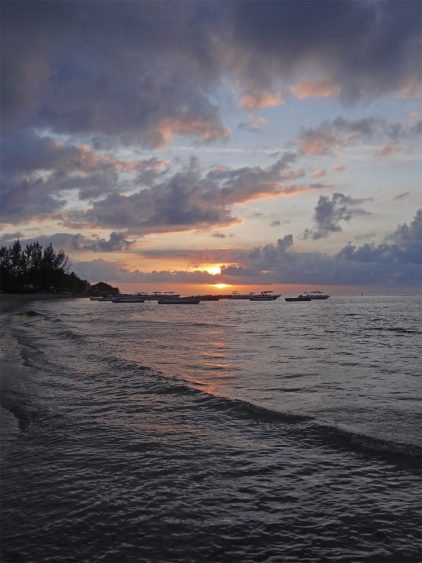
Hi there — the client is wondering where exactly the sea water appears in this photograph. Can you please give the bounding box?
[1,295,421,562]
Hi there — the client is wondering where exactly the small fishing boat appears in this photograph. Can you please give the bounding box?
[304,291,330,300]
[145,292,180,301]
[249,291,281,301]
[157,296,200,304]
[285,295,311,302]
[227,291,253,299]
[112,295,145,303]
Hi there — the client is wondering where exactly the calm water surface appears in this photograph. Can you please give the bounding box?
[1,295,421,562]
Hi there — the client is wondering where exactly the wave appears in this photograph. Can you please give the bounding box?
[10,306,421,467]
[14,309,45,318]
[93,354,421,465]
[367,326,421,335]
[311,422,422,461]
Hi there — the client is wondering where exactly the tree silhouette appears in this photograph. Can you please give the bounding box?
[0,240,88,293]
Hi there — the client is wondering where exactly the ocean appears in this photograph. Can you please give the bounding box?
[1,295,421,562]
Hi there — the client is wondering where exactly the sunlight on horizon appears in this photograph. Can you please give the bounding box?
[203,265,222,275]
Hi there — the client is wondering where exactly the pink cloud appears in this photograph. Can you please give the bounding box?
[374,142,401,158]
[152,117,230,147]
[289,79,340,100]
[239,90,284,110]
[312,168,326,178]
[333,164,346,173]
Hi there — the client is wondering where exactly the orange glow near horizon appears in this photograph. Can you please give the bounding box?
[213,283,231,289]
[204,265,222,275]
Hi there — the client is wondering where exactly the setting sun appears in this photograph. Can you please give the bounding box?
[213,283,230,289]
[204,265,222,275]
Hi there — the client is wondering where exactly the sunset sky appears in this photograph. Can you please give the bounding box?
[1,0,421,294]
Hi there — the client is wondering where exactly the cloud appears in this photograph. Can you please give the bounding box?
[0,129,171,221]
[212,232,226,239]
[2,0,420,146]
[393,191,410,201]
[67,211,421,287]
[304,193,372,239]
[229,0,421,103]
[71,153,325,234]
[72,259,219,285]
[337,209,422,265]
[374,142,401,158]
[220,211,422,285]
[239,90,284,110]
[0,232,134,253]
[289,79,340,100]
[269,220,282,227]
[1,2,229,144]
[294,116,422,155]
[333,164,346,173]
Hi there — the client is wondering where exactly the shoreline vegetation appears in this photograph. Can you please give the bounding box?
[0,240,118,298]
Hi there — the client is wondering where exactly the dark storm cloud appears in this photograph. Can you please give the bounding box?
[2,1,420,141]
[304,193,372,240]
[1,0,420,233]
[230,0,421,102]
[1,1,228,144]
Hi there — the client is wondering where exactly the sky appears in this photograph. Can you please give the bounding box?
[1,0,421,294]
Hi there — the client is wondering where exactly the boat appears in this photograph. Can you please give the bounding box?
[112,295,145,303]
[157,296,200,304]
[304,291,330,300]
[145,292,180,301]
[285,295,311,302]
[249,291,281,301]
[196,295,220,301]
[227,291,253,299]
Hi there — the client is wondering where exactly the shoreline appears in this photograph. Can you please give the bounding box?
[0,293,78,316]
[0,294,75,442]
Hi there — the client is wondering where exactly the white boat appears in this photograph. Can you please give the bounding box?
[304,291,330,300]
[249,291,281,301]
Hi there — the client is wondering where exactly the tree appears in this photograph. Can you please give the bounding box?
[0,240,87,293]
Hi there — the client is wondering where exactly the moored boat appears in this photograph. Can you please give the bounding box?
[249,291,280,301]
[304,291,330,300]
[145,292,180,301]
[112,295,145,303]
[227,291,253,299]
[157,296,200,304]
[285,295,311,302]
